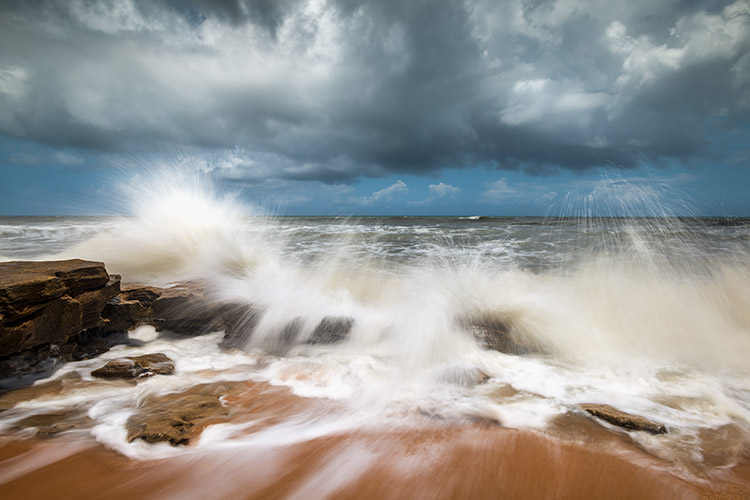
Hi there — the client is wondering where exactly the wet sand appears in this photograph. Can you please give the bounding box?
[1,381,749,500]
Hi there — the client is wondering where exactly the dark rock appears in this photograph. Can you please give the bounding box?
[218,303,262,349]
[102,282,225,335]
[0,325,121,383]
[0,260,119,357]
[307,316,353,345]
[580,403,667,434]
[100,297,148,332]
[91,353,175,379]
[461,316,536,355]
[126,383,233,445]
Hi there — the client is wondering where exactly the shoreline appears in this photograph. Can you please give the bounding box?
[1,403,749,500]
[2,259,750,499]
[1,377,749,499]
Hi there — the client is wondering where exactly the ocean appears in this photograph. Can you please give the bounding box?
[1,188,750,496]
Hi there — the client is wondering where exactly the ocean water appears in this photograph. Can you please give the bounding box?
[1,185,750,478]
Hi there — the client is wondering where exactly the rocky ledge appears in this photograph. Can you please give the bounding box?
[0,259,120,357]
[0,260,358,381]
[0,260,121,379]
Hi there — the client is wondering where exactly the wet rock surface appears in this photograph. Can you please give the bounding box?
[91,353,175,379]
[103,282,224,335]
[126,382,235,445]
[463,316,537,355]
[581,403,667,434]
[12,408,90,438]
[0,329,118,382]
[307,316,354,344]
[0,260,265,380]
[0,261,351,382]
[0,260,119,357]
[434,365,491,386]
[218,303,263,348]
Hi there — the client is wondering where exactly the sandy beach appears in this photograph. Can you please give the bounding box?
[1,379,749,500]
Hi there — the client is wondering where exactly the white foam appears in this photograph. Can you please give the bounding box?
[1,175,749,470]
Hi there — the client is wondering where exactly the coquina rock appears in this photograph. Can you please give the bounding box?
[0,260,120,357]
[0,260,353,381]
[126,382,235,445]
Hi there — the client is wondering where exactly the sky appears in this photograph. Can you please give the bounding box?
[0,0,748,216]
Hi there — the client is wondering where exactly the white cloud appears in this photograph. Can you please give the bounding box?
[501,78,610,129]
[480,178,518,203]
[347,180,408,205]
[605,0,750,100]
[409,182,461,206]
[606,20,682,88]
[429,182,461,198]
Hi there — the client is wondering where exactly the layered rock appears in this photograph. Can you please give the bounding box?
[0,260,124,380]
[0,259,120,357]
[0,260,356,381]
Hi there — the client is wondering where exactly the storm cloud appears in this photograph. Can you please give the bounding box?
[0,0,748,182]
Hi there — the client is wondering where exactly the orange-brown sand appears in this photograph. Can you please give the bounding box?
[1,380,749,500]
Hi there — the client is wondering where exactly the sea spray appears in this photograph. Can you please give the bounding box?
[57,171,275,283]
[1,172,749,476]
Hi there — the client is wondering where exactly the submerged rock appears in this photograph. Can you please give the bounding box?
[433,365,491,386]
[126,383,234,445]
[307,316,354,345]
[91,353,175,379]
[0,372,86,412]
[13,408,89,438]
[462,316,536,356]
[218,303,262,349]
[580,403,667,434]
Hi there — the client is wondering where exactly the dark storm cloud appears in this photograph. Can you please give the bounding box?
[0,0,748,181]
[178,0,301,35]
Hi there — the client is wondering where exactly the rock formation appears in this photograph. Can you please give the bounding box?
[0,260,354,381]
[461,315,537,355]
[0,260,123,379]
[102,282,224,334]
[0,259,119,356]
[126,382,234,445]
[91,353,175,379]
[307,316,354,344]
[580,403,667,434]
